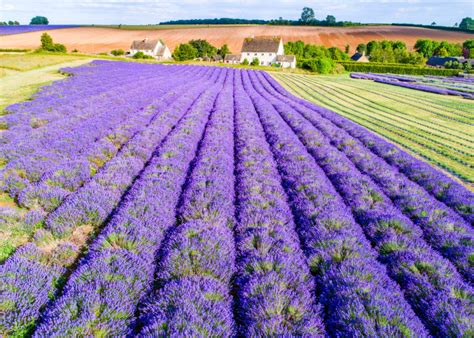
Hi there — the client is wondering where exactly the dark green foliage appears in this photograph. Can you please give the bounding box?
[459,17,474,30]
[285,40,349,61]
[242,58,249,65]
[217,44,231,57]
[365,40,424,64]
[339,61,461,75]
[111,49,125,56]
[132,51,154,59]
[189,39,218,57]
[301,58,336,74]
[250,58,260,66]
[0,21,19,25]
[326,15,336,25]
[415,39,463,58]
[357,43,366,53]
[172,43,198,61]
[30,16,49,25]
[160,15,362,27]
[38,33,66,53]
[300,7,315,24]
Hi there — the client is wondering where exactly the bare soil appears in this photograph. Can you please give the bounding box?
[0,25,471,54]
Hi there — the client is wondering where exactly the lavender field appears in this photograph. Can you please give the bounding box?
[0,25,78,36]
[0,60,473,336]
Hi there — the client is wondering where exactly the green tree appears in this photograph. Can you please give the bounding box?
[414,39,437,57]
[251,58,260,66]
[242,58,249,65]
[344,44,350,54]
[356,43,366,53]
[30,16,49,25]
[40,32,54,50]
[189,39,217,57]
[459,17,474,30]
[217,44,230,57]
[326,15,336,25]
[173,43,198,61]
[464,61,472,71]
[300,7,315,24]
[38,33,66,53]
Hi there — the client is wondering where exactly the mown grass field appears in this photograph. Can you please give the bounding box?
[272,73,474,185]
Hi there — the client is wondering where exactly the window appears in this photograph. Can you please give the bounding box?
[261,61,264,65]
[269,53,272,56]
[254,53,257,56]
[261,53,264,56]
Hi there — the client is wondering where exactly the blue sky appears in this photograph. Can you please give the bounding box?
[0,0,472,26]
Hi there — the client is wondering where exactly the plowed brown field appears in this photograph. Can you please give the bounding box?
[0,25,472,54]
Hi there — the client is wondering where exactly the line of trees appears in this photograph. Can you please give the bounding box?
[161,8,362,27]
[355,40,425,64]
[0,21,20,26]
[173,39,231,61]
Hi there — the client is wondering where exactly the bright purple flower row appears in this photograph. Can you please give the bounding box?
[249,71,473,335]
[232,72,324,335]
[0,66,220,336]
[0,25,78,35]
[241,70,428,336]
[263,72,474,226]
[34,68,227,336]
[136,70,236,336]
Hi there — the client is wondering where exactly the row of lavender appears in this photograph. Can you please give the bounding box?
[0,25,78,35]
[0,61,473,336]
[350,72,474,99]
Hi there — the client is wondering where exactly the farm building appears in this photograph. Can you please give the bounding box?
[276,55,297,68]
[129,38,172,59]
[240,36,296,68]
[212,55,223,62]
[224,54,241,64]
[351,52,370,62]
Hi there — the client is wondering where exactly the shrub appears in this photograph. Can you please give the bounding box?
[251,58,260,66]
[242,58,249,65]
[111,49,125,56]
[301,57,336,74]
[37,33,66,53]
[132,52,153,59]
[338,61,460,76]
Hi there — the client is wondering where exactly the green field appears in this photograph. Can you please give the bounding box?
[272,73,474,184]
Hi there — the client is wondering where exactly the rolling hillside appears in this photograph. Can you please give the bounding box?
[0,25,472,53]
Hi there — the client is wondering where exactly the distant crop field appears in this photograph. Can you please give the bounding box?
[273,73,474,185]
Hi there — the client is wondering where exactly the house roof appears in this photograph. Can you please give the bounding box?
[213,54,223,61]
[351,52,369,62]
[224,54,241,61]
[276,55,296,62]
[130,38,160,50]
[426,56,463,67]
[241,36,281,53]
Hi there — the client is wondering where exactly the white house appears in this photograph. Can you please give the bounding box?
[240,36,296,68]
[129,38,172,60]
[224,54,241,64]
[276,55,297,69]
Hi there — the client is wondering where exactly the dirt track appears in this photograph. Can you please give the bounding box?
[0,25,472,54]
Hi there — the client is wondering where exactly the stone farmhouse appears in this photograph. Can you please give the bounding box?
[129,38,172,60]
[239,36,296,68]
